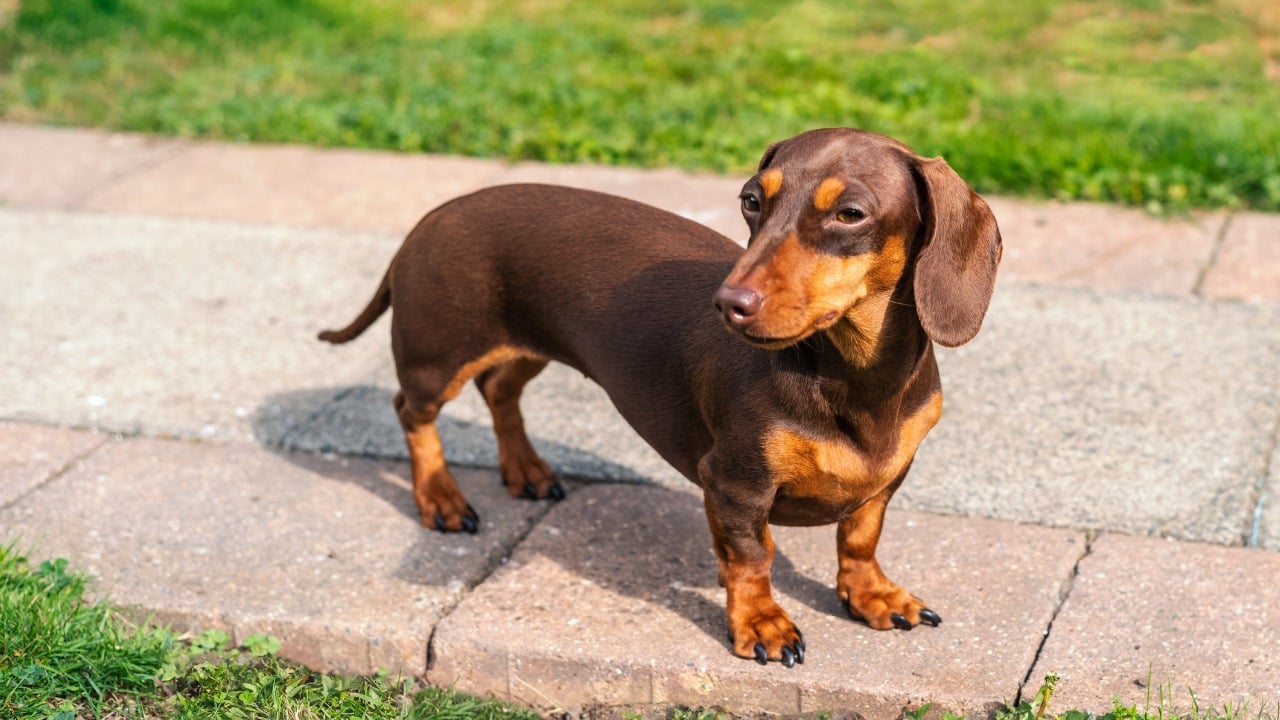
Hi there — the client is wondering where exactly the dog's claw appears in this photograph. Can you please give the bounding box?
[434,515,446,532]
[781,647,795,668]
[523,482,538,500]
[461,516,478,534]
[796,629,805,652]
[919,608,942,626]
[548,482,565,501]
[753,643,768,665]
[794,642,805,664]
[891,613,912,631]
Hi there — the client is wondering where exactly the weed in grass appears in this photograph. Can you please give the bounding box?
[996,673,1280,720]
[159,628,539,719]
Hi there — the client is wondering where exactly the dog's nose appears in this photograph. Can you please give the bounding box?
[714,284,763,326]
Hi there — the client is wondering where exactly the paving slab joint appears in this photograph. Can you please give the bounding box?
[1,424,109,512]
[74,138,192,209]
[1015,531,1095,706]
[276,385,364,451]
[1247,412,1280,547]
[424,623,440,676]
[1191,211,1234,296]
[422,482,590,680]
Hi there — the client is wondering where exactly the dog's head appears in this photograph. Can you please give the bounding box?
[714,128,1001,361]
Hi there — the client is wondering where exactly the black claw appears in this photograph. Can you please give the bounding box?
[548,482,566,501]
[781,647,795,668]
[753,643,768,665]
[891,613,913,631]
[461,516,478,534]
[919,608,942,626]
[523,481,538,500]
[434,515,446,532]
[796,629,805,652]
[795,641,805,665]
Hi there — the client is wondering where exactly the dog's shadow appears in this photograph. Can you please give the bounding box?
[252,384,645,481]
[519,484,846,652]
[251,385,842,652]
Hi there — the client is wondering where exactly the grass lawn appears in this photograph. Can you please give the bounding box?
[0,0,1277,213]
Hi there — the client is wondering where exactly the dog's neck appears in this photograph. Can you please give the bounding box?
[796,283,933,414]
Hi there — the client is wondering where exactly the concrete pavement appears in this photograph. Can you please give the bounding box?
[2,122,1279,717]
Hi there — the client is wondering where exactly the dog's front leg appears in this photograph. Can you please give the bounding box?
[701,483,804,667]
[836,474,941,630]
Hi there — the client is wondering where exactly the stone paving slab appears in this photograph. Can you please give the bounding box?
[0,123,184,208]
[7,123,1278,304]
[81,140,507,234]
[429,483,1087,718]
[902,281,1280,545]
[1031,533,1280,713]
[4,206,1277,547]
[0,209,393,442]
[1200,211,1280,302]
[987,197,1224,296]
[0,433,555,676]
[0,421,106,508]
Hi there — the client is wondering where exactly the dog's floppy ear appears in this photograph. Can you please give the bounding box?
[911,156,1002,347]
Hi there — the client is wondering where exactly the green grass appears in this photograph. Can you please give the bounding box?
[1,0,1278,213]
[0,543,536,719]
[0,548,170,718]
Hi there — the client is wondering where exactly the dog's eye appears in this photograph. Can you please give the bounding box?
[741,194,761,213]
[835,208,866,224]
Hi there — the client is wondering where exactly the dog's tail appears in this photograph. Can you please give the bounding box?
[317,271,390,344]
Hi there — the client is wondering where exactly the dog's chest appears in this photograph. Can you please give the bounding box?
[763,392,942,524]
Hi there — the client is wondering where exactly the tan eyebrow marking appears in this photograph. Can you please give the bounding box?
[760,169,784,199]
[813,177,847,211]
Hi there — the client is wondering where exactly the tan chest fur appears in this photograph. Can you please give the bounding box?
[763,392,942,521]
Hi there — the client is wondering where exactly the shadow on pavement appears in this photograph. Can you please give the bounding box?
[249,384,641,478]
[246,385,843,648]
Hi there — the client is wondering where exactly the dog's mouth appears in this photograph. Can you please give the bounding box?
[727,310,842,349]
[736,329,807,349]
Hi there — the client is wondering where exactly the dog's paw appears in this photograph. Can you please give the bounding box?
[419,501,480,534]
[728,603,805,668]
[499,453,564,501]
[837,572,940,630]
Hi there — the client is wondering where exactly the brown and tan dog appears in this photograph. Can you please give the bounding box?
[319,128,1001,668]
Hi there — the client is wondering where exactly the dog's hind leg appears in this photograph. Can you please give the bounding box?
[395,345,530,532]
[394,388,479,533]
[474,357,564,501]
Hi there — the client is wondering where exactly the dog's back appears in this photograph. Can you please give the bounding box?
[388,183,749,479]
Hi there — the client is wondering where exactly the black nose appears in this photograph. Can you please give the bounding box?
[714,285,763,326]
